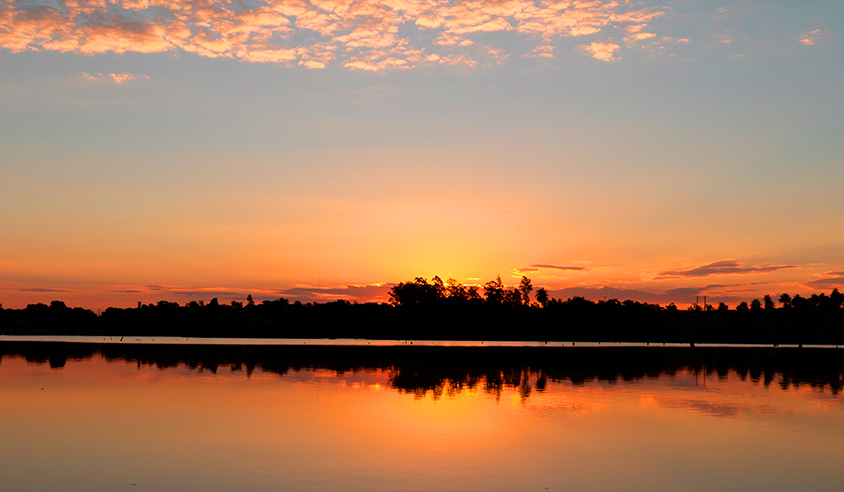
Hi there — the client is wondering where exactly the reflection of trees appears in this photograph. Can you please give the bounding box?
[3,343,842,397]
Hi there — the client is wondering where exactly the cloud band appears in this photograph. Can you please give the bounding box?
[1,0,667,70]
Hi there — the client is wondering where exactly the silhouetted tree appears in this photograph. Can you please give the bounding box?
[389,277,442,307]
[466,285,481,301]
[750,299,762,312]
[736,301,749,312]
[156,300,179,310]
[484,276,506,305]
[518,276,533,305]
[431,276,445,298]
[831,288,844,309]
[504,289,523,307]
[246,294,255,306]
[763,295,775,311]
[50,300,68,311]
[717,302,729,312]
[792,294,809,311]
[445,278,468,300]
[535,287,549,308]
[779,293,792,309]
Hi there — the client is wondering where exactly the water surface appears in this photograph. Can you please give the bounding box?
[1,342,842,491]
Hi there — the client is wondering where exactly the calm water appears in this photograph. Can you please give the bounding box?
[1,342,843,491]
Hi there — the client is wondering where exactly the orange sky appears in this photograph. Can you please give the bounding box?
[1,1,843,310]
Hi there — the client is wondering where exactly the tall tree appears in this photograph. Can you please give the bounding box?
[446,278,467,299]
[518,276,533,305]
[831,288,844,309]
[763,294,775,311]
[535,287,549,308]
[484,276,505,305]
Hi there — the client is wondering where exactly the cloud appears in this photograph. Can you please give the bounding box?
[278,283,391,303]
[553,286,661,302]
[19,287,71,293]
[656,260,795,280]
[82,72,148,84]
[804,271,844,289]
[546,285,690,305]
[0,0,669,71]
[144,285,248,298]
[530,264,588,271]
[805,277,844,288]
[580,41,620,61]
[627,32,655,41]
[799,29,827,46]
[545,285,752,306]
[514,264,587,275]
[522,44,555,58]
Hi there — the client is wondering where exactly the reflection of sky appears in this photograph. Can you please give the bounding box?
[1,1,843,309]
[2,355,844,491]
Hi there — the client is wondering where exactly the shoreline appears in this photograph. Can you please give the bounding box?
[1,334,842,349]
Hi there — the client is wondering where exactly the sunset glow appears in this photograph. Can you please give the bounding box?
[1,1,843,310]
[3,351,844,491]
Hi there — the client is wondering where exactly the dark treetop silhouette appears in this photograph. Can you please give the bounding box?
[1,276,843,344]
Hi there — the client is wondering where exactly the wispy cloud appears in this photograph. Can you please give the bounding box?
[799,29,829,46]
[82,72,148,84]
[545,284,756,306]
[521,44,555,59]
[623,31,655,47]
[804,271,844,289]
[144,284,248,298]
[580,41,620,61]
[546,285,698,305]
[0,0,669,70]
[656,260,795,280]
[19,287,71,293]
[515,263,588,275]
[278,283,391,303]
[531,264,588,271]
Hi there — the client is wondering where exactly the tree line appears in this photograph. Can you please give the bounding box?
[1,275,843,343]
[388,275,844,314]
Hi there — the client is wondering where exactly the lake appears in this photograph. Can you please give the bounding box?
[1,341,842,491]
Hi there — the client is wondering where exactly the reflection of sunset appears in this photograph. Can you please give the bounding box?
[3,353,844,490]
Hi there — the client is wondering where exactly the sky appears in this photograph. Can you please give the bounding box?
[1,0,843,310]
